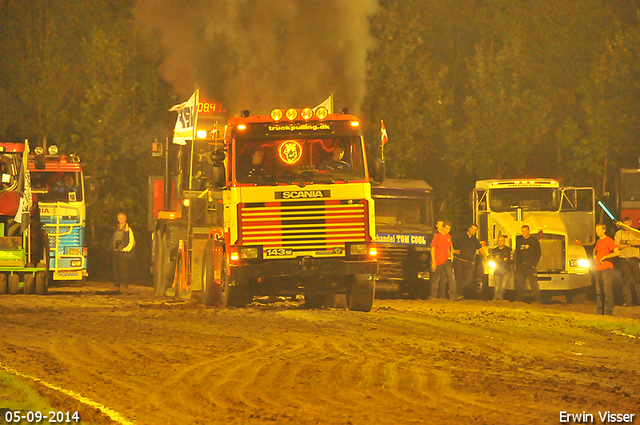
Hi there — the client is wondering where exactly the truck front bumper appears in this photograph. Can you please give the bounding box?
[231,257,377,281]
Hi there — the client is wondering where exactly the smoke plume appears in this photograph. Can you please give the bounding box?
[134,0,380,116]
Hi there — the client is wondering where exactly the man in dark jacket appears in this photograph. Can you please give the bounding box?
[453,224,486,299]
[514,224,541,303]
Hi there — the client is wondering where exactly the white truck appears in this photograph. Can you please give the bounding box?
[473,179,594,303]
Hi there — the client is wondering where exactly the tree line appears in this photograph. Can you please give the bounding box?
[363,0,640,226]
[0,0,174,278]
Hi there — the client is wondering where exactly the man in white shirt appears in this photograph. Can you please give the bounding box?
[614,217,640,306]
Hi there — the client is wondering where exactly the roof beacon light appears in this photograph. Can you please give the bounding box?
[285,108,298,121]
[271,109,283,121]
[315,107,328,120]
[300,107,314,121]
[48,145,59,155]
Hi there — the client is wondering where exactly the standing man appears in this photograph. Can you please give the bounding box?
[490,235,513,301]
[514,224,541,303]
[430,221,458,300]
[111,212,135,292]
[453,224,487,299]
[614,218,640,306]
[594,223,619,315]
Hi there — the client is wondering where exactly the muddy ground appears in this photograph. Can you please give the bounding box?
[0,282,639,425]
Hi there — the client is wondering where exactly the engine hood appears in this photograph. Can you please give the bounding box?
[492,211,567,238]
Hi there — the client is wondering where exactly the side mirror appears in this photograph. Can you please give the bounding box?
[369,157,385,185]
[211,150,227,188]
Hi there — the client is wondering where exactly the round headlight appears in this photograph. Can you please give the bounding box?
[34,147,44,155]
[285,108,298,120]
[271,109,283,121]
[48,145,59,155]
[315,107,328,120]
[300,108,314,120]
[182,198,191,208]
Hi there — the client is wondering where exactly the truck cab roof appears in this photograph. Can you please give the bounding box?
[475,178,559,189]
[372,179,432,198]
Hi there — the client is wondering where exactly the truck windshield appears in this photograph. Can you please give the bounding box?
[235,137,366,185]
[375,198,432,227]
[489,188,560,212]
[30,171,83,202]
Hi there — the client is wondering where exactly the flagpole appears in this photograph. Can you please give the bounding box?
[330,92,334,115]
[186,87,200,286]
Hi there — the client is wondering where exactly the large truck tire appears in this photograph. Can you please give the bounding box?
[36,271,48,295]
[201,239,219,306]
[24,274,35,294]
[347,274,375,312]
[0,274,7,295]
[154,231,175,296]
[304,290,325,309]
[406,276,429,300]
[8,274,20,295]
[220,255,250,308]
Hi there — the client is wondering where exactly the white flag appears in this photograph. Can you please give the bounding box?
[14,140,32,224]
[171,90,199,145]
[313,94,333,114]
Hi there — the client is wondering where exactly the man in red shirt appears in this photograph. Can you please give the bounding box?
[430,221,459,300]
[594,223,619,316]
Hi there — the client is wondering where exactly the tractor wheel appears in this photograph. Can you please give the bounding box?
[8,274,20,295]
[36,271,48,295]
[154,231,175,296]
[0,274,7,295]
[346,274,375,312]
[24,274,35,295]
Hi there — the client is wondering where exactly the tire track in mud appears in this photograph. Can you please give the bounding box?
[2,288,640,425]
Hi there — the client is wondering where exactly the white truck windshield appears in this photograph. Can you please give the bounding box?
[489,188,560,212]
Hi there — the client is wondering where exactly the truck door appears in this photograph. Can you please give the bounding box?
[473,189,488,244]
[560,187,595,246]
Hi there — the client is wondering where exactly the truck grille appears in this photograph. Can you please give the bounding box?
[377,245,408,281]
[239,199,367,255]
[538,235,565,272]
